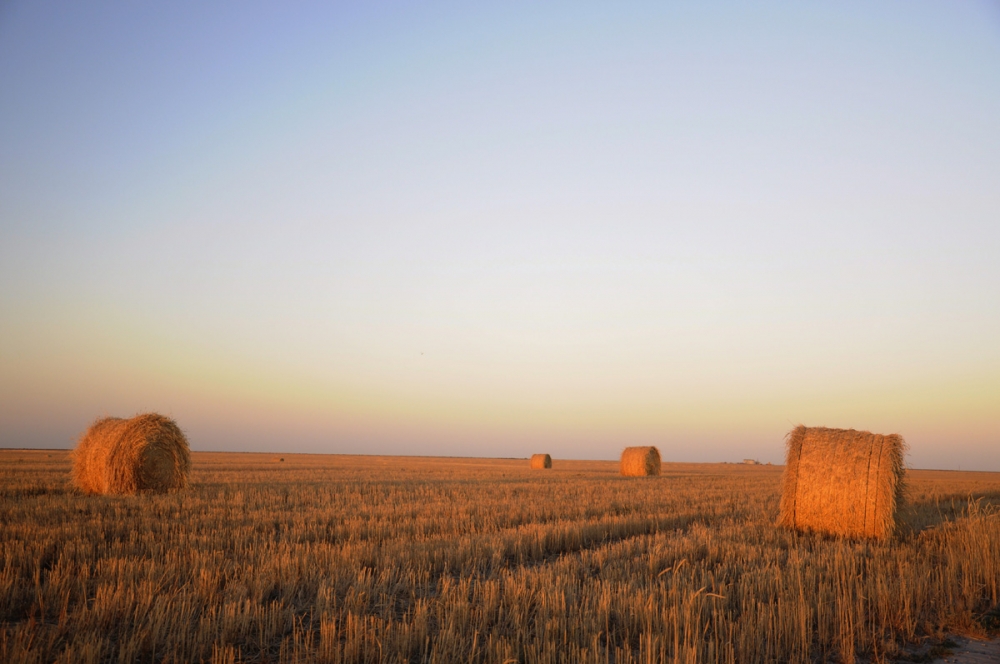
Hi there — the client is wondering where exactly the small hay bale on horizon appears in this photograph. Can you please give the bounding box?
[72,413,191,495]
[530,453,552,469]
[778,425,906,540]
[620,446,661,476]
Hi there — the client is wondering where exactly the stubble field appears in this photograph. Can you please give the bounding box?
[1,450,998,663]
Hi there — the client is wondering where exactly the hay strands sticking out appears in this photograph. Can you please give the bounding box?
[777,425,906,540]
[72,413,191,495]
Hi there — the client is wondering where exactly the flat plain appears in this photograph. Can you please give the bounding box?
[1,450,998,664]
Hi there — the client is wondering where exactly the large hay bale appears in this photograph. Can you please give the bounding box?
[530,453,552,469]
[778,425,906,540]
[72,413,191,495]
[620,446,661,476]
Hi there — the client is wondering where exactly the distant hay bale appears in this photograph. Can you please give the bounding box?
[530,454,552,469]
[778,425,906,540]
[620,446,661,476]
[72,414,191,495]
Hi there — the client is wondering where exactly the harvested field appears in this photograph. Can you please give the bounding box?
[1,450,998,663]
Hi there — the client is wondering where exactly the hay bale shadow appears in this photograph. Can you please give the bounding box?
[897,491,1000,536]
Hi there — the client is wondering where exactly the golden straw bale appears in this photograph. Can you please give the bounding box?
[778,425,906,540]
[72,413,191,495]
[530,454,552,469]
[620,446,661,476]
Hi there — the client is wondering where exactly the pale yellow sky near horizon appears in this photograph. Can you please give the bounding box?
[2,283,997,469]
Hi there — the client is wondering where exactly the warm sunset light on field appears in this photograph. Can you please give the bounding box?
[2,4,1000,662]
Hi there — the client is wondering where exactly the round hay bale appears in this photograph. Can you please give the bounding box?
[620,446,661,476]
[530,453,552,469]
[777,425,906,540]
[72,413,191,495]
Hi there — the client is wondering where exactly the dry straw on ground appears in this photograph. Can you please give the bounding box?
[4,451,1000,664]
[620,446,661,476]
[778,425,906,540]
[72,413,191,495]
[530,454,552,469]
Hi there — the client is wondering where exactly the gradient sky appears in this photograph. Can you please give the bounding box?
[1,2,999,469]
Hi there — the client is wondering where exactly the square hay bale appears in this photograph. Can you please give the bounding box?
[778,425,906,540]
[530,454,552,469]
[620,446,661,476]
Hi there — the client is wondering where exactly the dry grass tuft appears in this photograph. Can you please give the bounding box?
[620,446,661,476]
[778,425,906,540]
[530,454,552,469]
[71,414,191,495]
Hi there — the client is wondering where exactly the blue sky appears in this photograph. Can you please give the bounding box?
[1,2,999,469]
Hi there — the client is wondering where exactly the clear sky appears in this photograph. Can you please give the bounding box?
[1,2,998,469]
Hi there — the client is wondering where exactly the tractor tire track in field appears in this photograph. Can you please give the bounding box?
[934,637,1000,664]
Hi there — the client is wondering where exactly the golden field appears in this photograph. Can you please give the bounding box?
[1,450,998,664]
